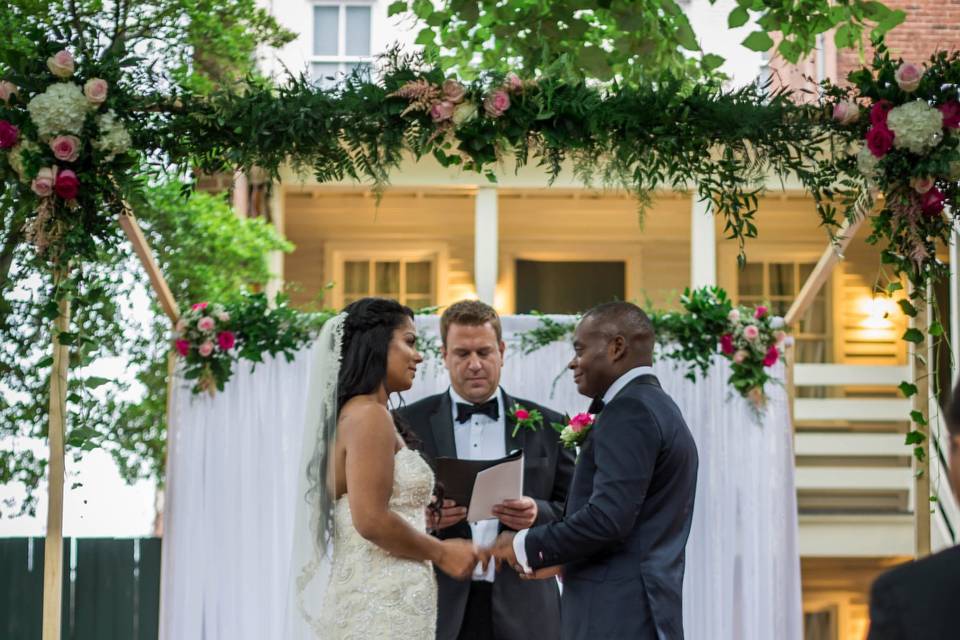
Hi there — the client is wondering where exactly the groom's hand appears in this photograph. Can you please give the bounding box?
[492,497,538,530]
[426,498,467,531]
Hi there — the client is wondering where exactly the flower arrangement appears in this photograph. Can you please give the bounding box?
[719,305,791,407]
[509,403,544,437]
[0,47,133,259]
[174,302,237,394]
[551,413,595,450]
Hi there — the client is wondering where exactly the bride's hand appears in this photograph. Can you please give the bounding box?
[435,539,478,580]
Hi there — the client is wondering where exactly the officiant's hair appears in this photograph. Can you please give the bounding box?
[440,299,502,345]
[583,301,655,345]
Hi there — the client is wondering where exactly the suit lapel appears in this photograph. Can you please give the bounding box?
[501,389,526,454]
[430,392,458,458]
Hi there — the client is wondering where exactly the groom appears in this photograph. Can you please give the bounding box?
[400,300,575,640]
[491,301,698,639]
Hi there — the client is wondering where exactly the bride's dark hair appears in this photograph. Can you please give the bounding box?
[338,297,418,447]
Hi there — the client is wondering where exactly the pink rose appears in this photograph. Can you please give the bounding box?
[762,345,779,367]
[47,50,75,78]
[217,331,236,351]
[910,176,934,194]
[175,339,190,357]
[505,73,524,92]
[83,78,108,105]
[430,100,454,122]
[832,101,859,126]
[217,311,230,322]
[483,89,511,118]
[514,409,530,421]
[198,341,214,358]
[441,79,465,104]
[774,330,787,345]
[870,100,893,126]
[939,101,960,129]
[192,302,208,311]
[920,187,945,216]
[54,169,79,199]
[0,81,16,104]
[866,124,895,158]
[733,350,748,364]
[50,135,81,162]
[743,325,760,341]
[31,167,56,197]
[0,120,18,149]
[569,413,594,432]
[720,334,735,355]
[754,305,767,319]
[197,316,215,332]
[894,62,923,92]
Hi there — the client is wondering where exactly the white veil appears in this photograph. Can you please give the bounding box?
[284,313,346,639]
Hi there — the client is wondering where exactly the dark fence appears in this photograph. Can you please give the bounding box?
[0,537,161,640]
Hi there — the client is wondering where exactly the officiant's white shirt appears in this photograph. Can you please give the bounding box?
[449,387,505,582]
[512,366,655,572]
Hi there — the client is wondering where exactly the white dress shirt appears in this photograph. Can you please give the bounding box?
[449,387,505,582]
[512,366,656,572]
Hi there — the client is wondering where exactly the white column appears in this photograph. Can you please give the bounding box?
[690,191,716,288]
[474,187,499,305]
[950,213,959,389]
[265,182,285,304]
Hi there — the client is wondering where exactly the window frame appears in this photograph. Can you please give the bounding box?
[309,0,375,83]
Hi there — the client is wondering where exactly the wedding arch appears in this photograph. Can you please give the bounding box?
[2,20,959,637]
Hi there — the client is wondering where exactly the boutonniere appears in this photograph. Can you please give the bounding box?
[551,413,595,450]
[509,404,544,437]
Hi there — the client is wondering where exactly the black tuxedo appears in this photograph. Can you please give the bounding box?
[399,388,576,640]
[524,374,698,640]
[867,545,960,640]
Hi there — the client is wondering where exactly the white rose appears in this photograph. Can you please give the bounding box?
[769,316,785,329]
[452,101,478,126]
[727,309,741,323]
[0,81,17,104]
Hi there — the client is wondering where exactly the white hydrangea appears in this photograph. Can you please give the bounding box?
[93,110,132,161]
[7,139,39,183]
[27,82,90,140]
[887,100,944,154]
[857,145,880,180]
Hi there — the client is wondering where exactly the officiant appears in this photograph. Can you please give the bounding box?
[399,300,576,640]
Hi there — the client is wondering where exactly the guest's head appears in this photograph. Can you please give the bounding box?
[945,380,960,501]
[569,301,655,399]
[338,297,420,408]
[440,299,505,403]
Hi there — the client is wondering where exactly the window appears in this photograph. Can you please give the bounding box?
[311,3,372,87]
[341,258,435,310]
[737,260,831,364]
[515,260,626,314]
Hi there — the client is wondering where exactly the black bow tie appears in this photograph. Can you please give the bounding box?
[588,397,605,415]
[456,399,499,423]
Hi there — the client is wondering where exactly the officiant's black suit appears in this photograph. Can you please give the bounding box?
[524,374,698,640]
[399,389,576,640]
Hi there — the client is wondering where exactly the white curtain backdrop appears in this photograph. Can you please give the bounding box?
[160,315,802,640]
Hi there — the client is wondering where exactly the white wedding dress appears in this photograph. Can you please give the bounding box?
[317,448,438,639]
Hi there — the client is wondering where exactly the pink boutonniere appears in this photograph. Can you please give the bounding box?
[552,412,595,450]
[509,403,544,437]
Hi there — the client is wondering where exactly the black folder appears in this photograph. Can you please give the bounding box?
[435,449,523,509]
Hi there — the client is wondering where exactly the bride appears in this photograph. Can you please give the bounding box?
[287,297,482,639]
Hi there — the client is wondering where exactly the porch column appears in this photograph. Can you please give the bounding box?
[265,182,285,304]
[951,213,959,389]
[475,186,499,305]
[690,190,716,288]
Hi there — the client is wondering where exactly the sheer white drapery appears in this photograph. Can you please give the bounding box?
[160,315,801,640]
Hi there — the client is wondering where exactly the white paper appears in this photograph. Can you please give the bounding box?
[467,453,524,522]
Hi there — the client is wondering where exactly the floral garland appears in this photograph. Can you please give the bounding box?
[0,47,133,261]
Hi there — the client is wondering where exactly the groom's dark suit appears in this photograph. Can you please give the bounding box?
[400,389,576,640]
[523,374,698,640]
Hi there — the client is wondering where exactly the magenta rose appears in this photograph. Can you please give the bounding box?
[754,305,767,319]
[514,409,530,420]
[939,101,960,129]
[920,187,945,216]
[743,325,760,341]
[47,50,75,78]
[870,100,893,126]
[197,316,215,332]
[175,339,190,357]
[31,167,56,197]
[54,169,79,199]
[569,413,594,432]
[762,345,779,367]
[0,120,18,149]
[483,90,511,118]
[720,334,735,354]
[866,124,895,158]
[430,100,455,122]
[217,331,236,351]
[192,302,209,311]
[83,78,108,105]
[50,135,81,162]
[198,341,214,358]
[832,101,859,126]
[894,62,923,92]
